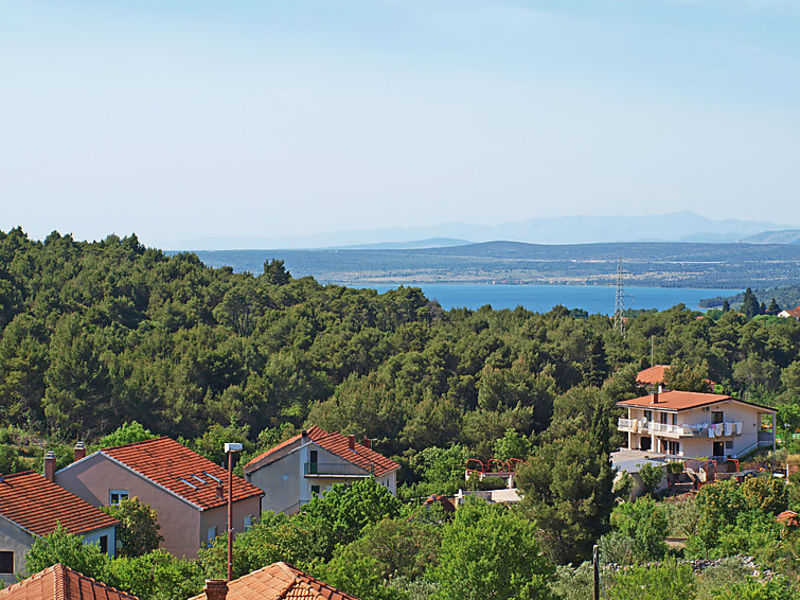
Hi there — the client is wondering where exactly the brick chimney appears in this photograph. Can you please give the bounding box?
[348,435,356,451]
[44,451,56,482]
[652,391,659,404]
[74,441,86,462]
[362,435,371,449]
[204,579,228,600]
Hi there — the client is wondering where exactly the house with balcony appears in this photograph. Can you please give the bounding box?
[244,426,400,515]
[54,437,263,559]
[616,390,776,460]
[0,471,119,585]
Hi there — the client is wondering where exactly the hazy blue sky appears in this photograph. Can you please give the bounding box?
[2,0,799,248]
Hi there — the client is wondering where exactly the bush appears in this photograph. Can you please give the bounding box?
[606,559,695,600]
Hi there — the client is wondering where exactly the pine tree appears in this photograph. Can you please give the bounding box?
[767,298,781,316]
[741,288,760,319]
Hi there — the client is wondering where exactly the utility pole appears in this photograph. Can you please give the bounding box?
[224,442,243,581]
[592,544,600,600]
[651,334,655,366]
[613,258,626,336]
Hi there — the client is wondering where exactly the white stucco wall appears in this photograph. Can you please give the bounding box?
[624,400,774,459]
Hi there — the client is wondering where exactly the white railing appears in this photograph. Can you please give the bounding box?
[618,419,743,438]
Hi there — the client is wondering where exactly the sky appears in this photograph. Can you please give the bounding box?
[1,0,800,248]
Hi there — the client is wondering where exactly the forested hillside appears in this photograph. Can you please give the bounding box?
[7,227,800,598]
[3,227,800,463]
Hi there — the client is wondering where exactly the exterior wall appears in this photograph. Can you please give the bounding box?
[55,454,202,558]
[0,515,34,586]
[623,401,774,459]
[247,446,302,515]
[82,525,117,558]
[199,496,262,547]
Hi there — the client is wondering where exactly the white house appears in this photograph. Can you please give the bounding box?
[616,390,776,460]
[244,426,400,515]
[778,305,800,320]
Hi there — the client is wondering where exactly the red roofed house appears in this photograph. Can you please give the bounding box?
[189,562,360,600]
[778,305,800,320]
[0,563,138,600]
[636,365,671,387]
[0,470,119,586]
[54,437,263,559]
[244,426,400,515]
[616,390,776,460]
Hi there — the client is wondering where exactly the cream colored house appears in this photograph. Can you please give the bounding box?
[244,426,399,515]
[617,390,776,460]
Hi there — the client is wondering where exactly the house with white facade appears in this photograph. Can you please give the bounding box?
[778,305,800,320]
[244,426,400,515]
[616,390,776,460]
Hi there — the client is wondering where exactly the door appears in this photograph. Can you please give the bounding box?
[640,437,651,451]
[309,450,318,474]
[713,441,724,457]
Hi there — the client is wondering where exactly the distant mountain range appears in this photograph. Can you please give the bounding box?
[740,230,800,244]
[174,211,793,250]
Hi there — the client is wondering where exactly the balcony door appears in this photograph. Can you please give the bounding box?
[309,450,318,475]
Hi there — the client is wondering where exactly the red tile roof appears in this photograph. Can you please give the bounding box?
[98,437,262,511]
[636,365,670,385]
[0,564,138,600]
[188,562,360,600]
[305,427,399,478]
[0,471,118,536]
[618,390,774,412]
[244,427,399,478]
[243,433,302,469]
[781,305,800,318]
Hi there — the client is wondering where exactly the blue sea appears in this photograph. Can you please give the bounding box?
[362,284,737,315]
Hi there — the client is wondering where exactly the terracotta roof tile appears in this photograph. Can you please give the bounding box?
[188,563,360,600]
[618,390,775,412]
[243,434,302,470]
[305,427,398,478]
[781,305,800,318]
[0,471,118,536]
[100,437,262,510]
[636,365,670,385]
[245,428,399,478]
[0,564,138,600]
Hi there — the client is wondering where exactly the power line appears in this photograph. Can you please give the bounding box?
[613,258,626,336]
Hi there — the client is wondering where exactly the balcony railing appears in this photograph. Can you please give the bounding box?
[303,462,373,477]
[618,418,743,438]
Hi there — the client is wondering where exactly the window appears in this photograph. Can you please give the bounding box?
[725,441,733,449]
[671,414,677,426]
[0,551,13,574]
[660,412,668,424]
[207,526,218,542]
[644,410,652,421]
[109,490,129,505]
[712,411,724,424]
[668,441,680,455]
[244,515,253,530]
[311,485,320,496]
[99,535,108,555]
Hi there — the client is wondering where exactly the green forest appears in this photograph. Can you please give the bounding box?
[5,227,800,599]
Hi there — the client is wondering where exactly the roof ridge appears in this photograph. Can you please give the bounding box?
[55,563,139,599]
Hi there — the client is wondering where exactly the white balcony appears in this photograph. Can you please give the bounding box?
[618,418,743,438]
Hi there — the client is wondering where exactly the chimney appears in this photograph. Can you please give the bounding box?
[362,435,371,449]
[348,435,355,451]
[204,579,228,600]
[44,451,56,482]
[652,391,659,404]
[658,384,663,394]
[74,441,86,462]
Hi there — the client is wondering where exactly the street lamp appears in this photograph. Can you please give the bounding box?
[224,442,243,581]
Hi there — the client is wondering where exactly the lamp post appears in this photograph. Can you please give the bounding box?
[224,442,243,581]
